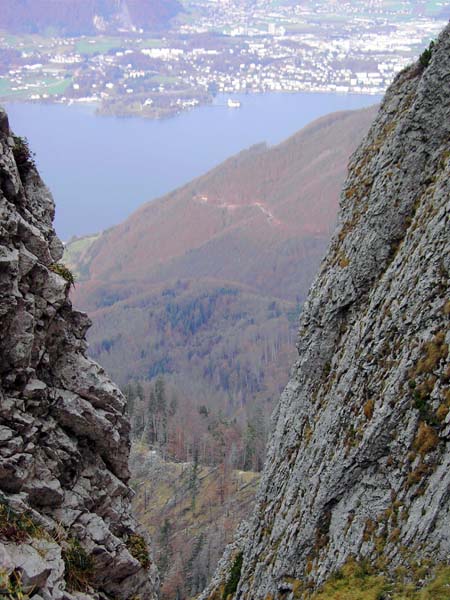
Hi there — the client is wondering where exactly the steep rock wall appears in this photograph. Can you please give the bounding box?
[203,22,450,600]
[0,109,158,599]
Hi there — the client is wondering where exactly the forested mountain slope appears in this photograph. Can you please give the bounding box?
[202,25,450,600]
[70,107,376,305]
[66,107,376,420]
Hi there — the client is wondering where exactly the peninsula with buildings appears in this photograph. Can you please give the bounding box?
[0,0,448,118]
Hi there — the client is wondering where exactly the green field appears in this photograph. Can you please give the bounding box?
[150,75,179,85]
[138,38,165,48]
[0,79,28,98]
[0,75,73,100]
[75,37,123,55]
[63,234,100,277]
[44,77,73,95]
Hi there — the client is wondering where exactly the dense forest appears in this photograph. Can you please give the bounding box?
[88,277,300,477]
[125,373,269,472]
[89,278,299,405]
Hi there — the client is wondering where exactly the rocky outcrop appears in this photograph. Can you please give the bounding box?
[0,111,158,598]
[202,22,450,600]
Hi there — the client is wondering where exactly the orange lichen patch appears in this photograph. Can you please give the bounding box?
[338,253,350,268]
[406,461,431,488]
[443,300,450,316]
[363,518,377,542]
[412,332,448,377]
[363,399,375,420]
[414,422,439,456]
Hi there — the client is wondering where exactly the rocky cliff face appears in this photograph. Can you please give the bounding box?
[0,111,158,598]
[203,22,450,600]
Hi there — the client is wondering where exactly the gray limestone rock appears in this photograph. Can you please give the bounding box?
[6,544,52,591]
[0,110,158,598]
[202,22,450,600]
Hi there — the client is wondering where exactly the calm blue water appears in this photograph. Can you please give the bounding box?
[5,92,380,240]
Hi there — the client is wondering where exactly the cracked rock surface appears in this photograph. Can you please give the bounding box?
[202,22,450,600]
[0,109,158,599]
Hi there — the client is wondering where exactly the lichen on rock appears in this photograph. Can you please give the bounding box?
[0,106,158,599]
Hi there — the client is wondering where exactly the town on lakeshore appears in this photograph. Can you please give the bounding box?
[0,0,447,119]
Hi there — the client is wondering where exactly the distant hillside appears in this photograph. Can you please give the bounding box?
[0,0,181,35]
[83,278,298,409]
[71,107,377,302]
[66,106,376,416]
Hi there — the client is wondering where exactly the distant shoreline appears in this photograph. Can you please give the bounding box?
[5,91,381,240]
[2,86,383,121]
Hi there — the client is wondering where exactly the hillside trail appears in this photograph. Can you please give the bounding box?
[195,194,282,226]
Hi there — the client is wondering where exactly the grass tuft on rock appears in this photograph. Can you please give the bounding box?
[311,561,450,600]
[62,538,94,592]
[222,552,243,600]
[49,263,76,288]
[12,135,36,182]
[0,570,29,600]
[419,40,435,69]
[127,534,150,569]
[0,500,47,542]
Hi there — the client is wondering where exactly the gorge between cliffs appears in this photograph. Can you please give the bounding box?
[1,20,450,600]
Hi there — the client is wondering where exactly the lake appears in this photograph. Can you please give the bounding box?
[5,92,381,240]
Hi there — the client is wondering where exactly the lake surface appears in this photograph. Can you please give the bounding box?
[5,92,381,240]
